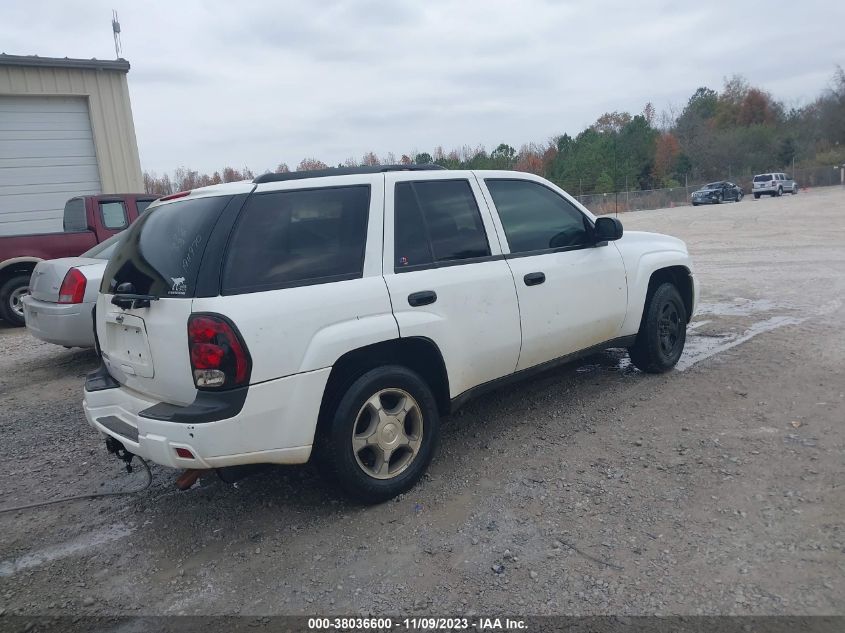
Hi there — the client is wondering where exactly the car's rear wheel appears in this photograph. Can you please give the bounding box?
[754,193,760,199]
[736,191,743,202]
[776,187,783,197]
[321,365,439,503]
[628,282,687,373]
[715,193,722,204]
[791,186,798,195]
[0,274,30,327]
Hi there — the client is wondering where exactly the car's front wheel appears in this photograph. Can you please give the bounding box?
[736,191,743,202]
[791,186,798,195]
[628,282,688,373]
[776,187,783,197]
[754,193,760,199]
[321,365,440,503]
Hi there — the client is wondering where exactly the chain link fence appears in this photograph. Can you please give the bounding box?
[571,165,844,216]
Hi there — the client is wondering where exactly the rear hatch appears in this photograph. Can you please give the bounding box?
[97,194,236,406]
[30,257,102,302]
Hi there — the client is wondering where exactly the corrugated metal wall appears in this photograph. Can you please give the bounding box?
[0,63,143,194]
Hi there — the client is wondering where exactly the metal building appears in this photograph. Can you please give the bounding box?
[0,54,143,236]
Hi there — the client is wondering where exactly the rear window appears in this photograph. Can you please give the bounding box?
[63,198,87,232]
[136,199,155,213]
[221,185,370,294]
[753,175,772,182]
[82,232,124,259]
[102,196,231,297]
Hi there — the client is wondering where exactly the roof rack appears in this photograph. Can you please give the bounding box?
[253,163,445,184]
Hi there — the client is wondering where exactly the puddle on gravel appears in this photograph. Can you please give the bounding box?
[695,298,785,317]
[598,298,806,373]
[677,315,804,371]
[0,523,133,577]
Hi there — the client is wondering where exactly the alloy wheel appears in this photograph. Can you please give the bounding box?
[9,286,27,318]
[352,388,423,480]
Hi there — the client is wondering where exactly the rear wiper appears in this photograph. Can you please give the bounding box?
[110,282,160,309]
[111,293,159,310]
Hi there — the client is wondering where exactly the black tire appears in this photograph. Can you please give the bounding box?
[715,193,722,204]
[628,282,687,373]
[791,186,798,195]
[0,274,30,327]
[735,191,743,202]
[776,187,783,197]
[320,365,440,504]
[691,202,698,207]
[753,193,760,199]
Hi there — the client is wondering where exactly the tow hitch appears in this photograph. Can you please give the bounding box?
[105,436,135,473]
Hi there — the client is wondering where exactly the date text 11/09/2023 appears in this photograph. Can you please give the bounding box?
[307,617,528,630]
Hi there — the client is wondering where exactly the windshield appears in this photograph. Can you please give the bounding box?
[81,232,124,260]
[101,195,232,297]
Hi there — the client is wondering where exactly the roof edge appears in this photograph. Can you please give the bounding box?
[0,54,130,73]
[253,163,446,184]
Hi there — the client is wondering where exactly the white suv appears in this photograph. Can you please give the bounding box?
[752,172,798,198]
[84,166,698,502]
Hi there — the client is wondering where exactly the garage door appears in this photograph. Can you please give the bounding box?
[0,95,102,236]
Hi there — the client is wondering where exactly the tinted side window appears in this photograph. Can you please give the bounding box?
[63,198,87,232]
[100,201,128,229]
[222,185,370,294]
[394,180,490,269]
[485,179,590,253]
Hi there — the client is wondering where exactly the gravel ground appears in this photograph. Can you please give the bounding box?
[0,187,843,617]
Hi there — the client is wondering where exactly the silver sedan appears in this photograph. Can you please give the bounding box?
[22,234,122,348]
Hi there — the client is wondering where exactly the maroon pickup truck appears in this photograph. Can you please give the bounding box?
[0,194,156,326]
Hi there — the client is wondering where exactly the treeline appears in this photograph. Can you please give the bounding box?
[143,67,845,197]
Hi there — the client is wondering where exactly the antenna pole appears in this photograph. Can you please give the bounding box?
[112,10,122,59]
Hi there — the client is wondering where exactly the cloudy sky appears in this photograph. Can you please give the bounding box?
[2,1,843,174]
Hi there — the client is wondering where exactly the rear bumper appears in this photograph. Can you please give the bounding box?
[22,296,94,348]
[83,365,331,469]
[753,185,792,194]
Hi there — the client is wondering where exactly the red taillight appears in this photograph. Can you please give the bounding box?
[175,447,194,459]
[187,314,251,389]
[160,190,191,201]
[58,268,87,304]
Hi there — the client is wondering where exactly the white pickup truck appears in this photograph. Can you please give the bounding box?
[83,166,698,503]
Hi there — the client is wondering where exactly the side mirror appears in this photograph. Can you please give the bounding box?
[594,216,623,242]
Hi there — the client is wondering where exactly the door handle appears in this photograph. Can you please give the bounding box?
[408,290,437,307]
[523,272,546,286]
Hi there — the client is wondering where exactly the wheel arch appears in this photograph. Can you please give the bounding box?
[622,252,696,335]
[0,257,40,286]
[314,336,451,444]
[645,265,694,323]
